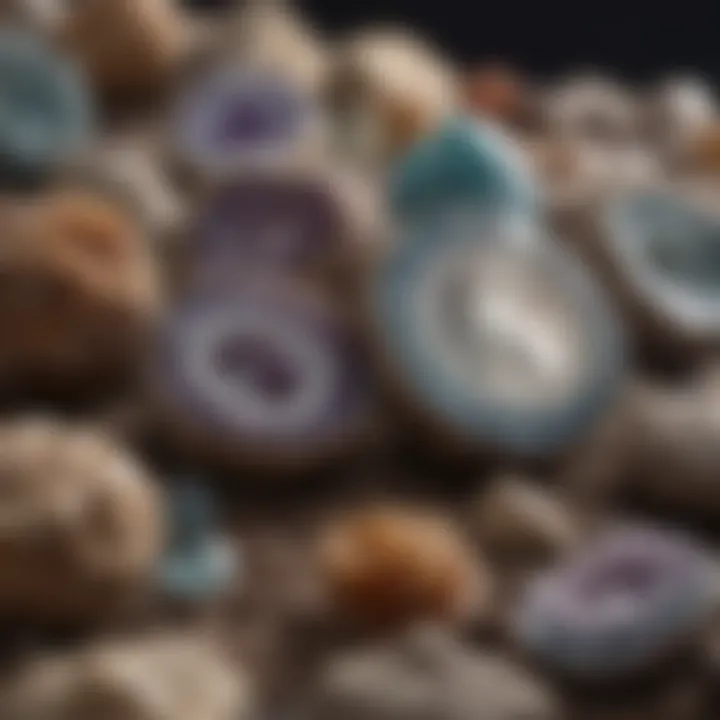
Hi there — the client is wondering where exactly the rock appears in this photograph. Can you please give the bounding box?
[542,74,638,142]
[316,624,558,720]
[1,632,250,719]
[318,505,488,631]
[474,475,580,561]
[61,0,194,101]
[327,27,457,172]
[0,189,161,398]
[0,30,91,188]
[0,417,164,624]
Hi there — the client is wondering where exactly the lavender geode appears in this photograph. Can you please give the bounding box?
[171,66,313,177]
[151,283,370,464]
[514,526,718,681]
[188,176,347,282]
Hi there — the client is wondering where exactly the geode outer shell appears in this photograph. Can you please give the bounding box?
[0,417,164,624]
[327,27,457,171]
[0,191,161,398]
[1,633,248,720]
[62,0,193,100]
[623,369,720,514]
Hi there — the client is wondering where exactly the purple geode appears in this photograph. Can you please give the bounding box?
[189,177,346,280]
[514,525,717,680]
[172,68,311,175]
[152,283,370,457]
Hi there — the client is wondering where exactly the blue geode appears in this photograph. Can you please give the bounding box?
[0,30,92,187]
[388,116,538,222]
[514,526,718,680]
[159,481,238,601]
[603,187,720,335]
[371,220,625,457]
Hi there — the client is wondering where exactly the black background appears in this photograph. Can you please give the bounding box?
[299,0,719,83]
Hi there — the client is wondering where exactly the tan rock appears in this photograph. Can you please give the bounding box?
[0,417,163,623]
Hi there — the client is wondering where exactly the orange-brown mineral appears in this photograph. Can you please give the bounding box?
[319,506,486,630]
[0,190,161,398]
[465,63,524,122]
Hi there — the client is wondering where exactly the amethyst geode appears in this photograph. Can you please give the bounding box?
[171,66,314,178]
[188,176,348,283]
[514,526,718,683]
[150,283,371,469]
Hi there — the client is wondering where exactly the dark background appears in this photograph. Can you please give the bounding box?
[299,0,719,83]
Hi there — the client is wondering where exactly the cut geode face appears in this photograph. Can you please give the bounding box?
[171,65,318,179]
[370,218,625,457]
[151,284,372,469]
[602,186,720,353]
[514,526,718,681]
[188,175,350,283]
[0,29,91,186]
[388,117,538,221]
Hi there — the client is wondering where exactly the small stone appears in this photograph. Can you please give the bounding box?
[0,417,164,624]
[1,632,250,720]
[464,62,525,122]
[318,505,488,631]
[316,624,558,720]
[62,0,193,100]
[328,27,457,171]
[0,190,161,397]
[474,475,580,562]
[543,74,638,142]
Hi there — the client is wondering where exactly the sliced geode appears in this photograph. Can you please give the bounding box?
[369,216,626,459]
[514,525,719,685]
[149,282,374,472]
[170,64,323,182]
[185,173,369,288]
[563,183,720,363]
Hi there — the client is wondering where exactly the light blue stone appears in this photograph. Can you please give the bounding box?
[0,29,92,187]
[159,480,239,601]
[389,116,538,222]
